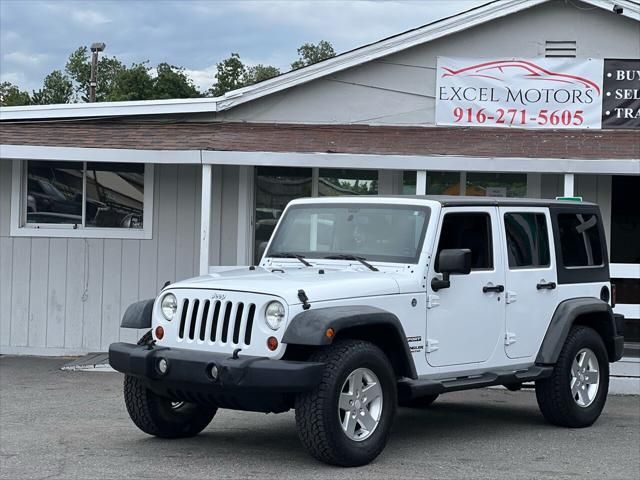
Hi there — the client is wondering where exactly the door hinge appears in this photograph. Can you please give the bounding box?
[426,339,440,353]
[427,294,440,309]
[505,332,517,346]
[506,291,517,304]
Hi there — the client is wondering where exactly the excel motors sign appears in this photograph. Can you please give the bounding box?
[436,58,604,129]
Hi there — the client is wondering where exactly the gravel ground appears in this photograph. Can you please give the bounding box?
[1,355,639,480]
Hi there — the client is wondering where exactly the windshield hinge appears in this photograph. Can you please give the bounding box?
[298,289,311,310]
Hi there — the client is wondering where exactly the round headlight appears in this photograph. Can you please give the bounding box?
[161,293,177,320]
[265,301,285,330]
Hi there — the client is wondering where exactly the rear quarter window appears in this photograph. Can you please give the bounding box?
[558,213,603,267]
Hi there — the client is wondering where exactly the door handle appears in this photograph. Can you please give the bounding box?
[536,281,557,290]
[483,284,504,293]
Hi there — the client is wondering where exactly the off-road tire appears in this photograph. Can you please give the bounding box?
[294,340,397,467]
[400,393,439,408]
[124,375,217,438]
[535,326,609,428]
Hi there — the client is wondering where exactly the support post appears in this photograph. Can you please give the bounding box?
[416,170,427,195]
[199,164,212,275]
[563,173,575,197]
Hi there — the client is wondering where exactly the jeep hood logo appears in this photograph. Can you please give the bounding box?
[211,292,226,301]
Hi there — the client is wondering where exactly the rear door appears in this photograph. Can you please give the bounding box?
[499,207,558,359]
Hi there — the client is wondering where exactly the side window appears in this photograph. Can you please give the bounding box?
[557,213,603,267]
[436,212,493,271]
[504,213,550,268]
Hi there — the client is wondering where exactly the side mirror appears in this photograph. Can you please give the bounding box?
[431,248,472,291]
[257,241,269,262]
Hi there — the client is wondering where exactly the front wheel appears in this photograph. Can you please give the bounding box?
[294,340,397,467]
[124,375,217,438]
[535,326,609,428]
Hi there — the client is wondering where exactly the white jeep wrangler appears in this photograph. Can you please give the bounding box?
[110,196,624,467]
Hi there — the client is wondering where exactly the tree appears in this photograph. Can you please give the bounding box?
[65,46,125,102]
[107,63,154,101]
[210,53,246,97]
[31,70,73,105]
[210,54,281,96]
[0,81,31,106]
[291,40,335,70]
[153,63,201,99]
[245,64,280,85]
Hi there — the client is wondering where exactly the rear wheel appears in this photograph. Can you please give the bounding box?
[124,375,217,438]
[535,326,609,428]
[294,340,397,467]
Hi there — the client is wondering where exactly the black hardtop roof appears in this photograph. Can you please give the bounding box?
[382,195,598,208]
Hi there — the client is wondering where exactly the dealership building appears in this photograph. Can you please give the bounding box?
[0,0,638,364]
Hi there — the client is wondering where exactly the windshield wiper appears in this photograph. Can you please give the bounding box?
[323,254,379,272]
[269,252,313,267]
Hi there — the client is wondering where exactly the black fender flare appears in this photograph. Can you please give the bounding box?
[536,297,623,364]
[282,305,417,379]
[121,299,154,329]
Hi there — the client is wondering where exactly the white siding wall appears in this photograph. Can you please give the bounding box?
[0,161,242,355]
[218,1,640,125]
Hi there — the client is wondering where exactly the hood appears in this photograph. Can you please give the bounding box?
[167,266,402,305]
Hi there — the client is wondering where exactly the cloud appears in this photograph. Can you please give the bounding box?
[71,9,111,26]
[0,0,485,92]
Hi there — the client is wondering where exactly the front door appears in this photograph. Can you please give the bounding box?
[499,207,558,359]
[426,207,505,367]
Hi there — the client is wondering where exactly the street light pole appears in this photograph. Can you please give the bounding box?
[89,42,106,102]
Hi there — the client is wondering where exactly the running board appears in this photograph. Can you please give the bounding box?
[397,366,553,402]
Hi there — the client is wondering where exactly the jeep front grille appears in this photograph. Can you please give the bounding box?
[177,299,256,346]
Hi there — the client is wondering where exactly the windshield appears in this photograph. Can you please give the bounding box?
[266,203,430,264]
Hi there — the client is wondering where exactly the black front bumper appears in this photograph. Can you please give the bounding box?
[109,342,324,412]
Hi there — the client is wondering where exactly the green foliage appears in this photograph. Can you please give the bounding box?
[107,63,154,101]
[245,64,281,85]
[153,63,201,99]
[210,54,282,96]
[31,70,73,105]
[291,40,335,70]
[210,53,247,97]
[65,46,125,102]
[0,81,31,106]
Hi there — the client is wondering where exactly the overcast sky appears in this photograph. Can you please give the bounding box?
[1,0,485,93]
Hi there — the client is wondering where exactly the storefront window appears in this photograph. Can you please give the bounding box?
[25,161,145,229]
[254,167,312,263]
[611,176,640,264]
[428,172,461,195]
[319,169,378,196]
[466,173,527,197]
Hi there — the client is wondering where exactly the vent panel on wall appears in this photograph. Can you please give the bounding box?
[545,40,577,58]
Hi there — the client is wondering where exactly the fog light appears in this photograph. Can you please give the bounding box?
[157,358,168,375]
[210,364,219,381]
[155,326,164,340]
[267,336,278,351]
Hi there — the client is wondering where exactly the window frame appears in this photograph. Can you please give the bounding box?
[503,212,552,270]
[10,159,154,240]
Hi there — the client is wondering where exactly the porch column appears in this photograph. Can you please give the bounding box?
[199,164,212,275]
[416,170,427,195]
[563,173,575,197]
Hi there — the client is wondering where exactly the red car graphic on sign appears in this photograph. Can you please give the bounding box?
[441,59,601,95]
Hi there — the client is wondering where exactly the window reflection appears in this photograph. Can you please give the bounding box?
[85,163,144,228]
[26,161,83,224]
[319,169,378,196]
[254,167,312,263]
[466,173,526,197]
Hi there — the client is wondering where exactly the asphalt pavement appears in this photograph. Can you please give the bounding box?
[1,356,639,480]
